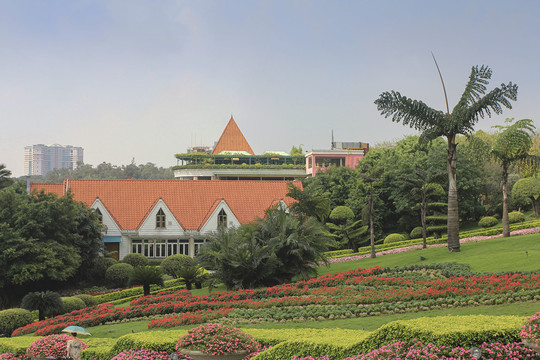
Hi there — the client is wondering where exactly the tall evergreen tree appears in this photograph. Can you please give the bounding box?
[375,64,518,252]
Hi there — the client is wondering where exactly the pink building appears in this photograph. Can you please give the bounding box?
[305,141,369,176]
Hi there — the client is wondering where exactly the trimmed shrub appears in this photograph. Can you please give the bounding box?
[329,206,355,224]
[61,296,86,314]
[508,211,525,224]
[105,263,134,288]
[410,227,423,239]
[383,233,405,245]
[74,294,98,307]
[89,257,118,280]
[0,309,33,337]
[161,255,196,279]
[478,216,498,228]
[121,253,148,268]
[26,334,88,358]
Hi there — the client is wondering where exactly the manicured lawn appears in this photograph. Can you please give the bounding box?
[319,233,540,276]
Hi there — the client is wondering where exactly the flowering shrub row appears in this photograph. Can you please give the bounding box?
[148,309,234,328]
[13,266,540,336]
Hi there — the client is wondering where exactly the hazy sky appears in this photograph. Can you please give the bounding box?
[1,0,539,177]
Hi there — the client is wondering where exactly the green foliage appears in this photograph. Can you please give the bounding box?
[478,216,498,228]
[105,263,134,288]
[512,177,540,215]
[121,253,149,268]
[160,254,196,279]
[74,294,98,307]
[0,188,102,305]
[410,227,423,239]
[329,206,355,223]
[89,257,118,280]
[508,211,525,224]
[0,164,13,189]
[0,308,33,337]
[177,265,204,291]
[21,291,63,321]
[198,208,334,289]
[286,183,331,223]
[375,64,518,252]
[61,296,86,314]
[0,336,35,355]
[33,161,173,183]
[384,233,405,244]
[128,266,164,296]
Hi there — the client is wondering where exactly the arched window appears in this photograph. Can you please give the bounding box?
[95,208,103,223]
[156,208,166,228]
[218,209,227,228]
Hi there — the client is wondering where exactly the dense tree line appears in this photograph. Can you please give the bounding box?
[25,161,173,183]
[0,182,103,308]
[290,131,538,253]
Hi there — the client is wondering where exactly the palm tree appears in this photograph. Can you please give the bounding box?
[128,266,164,296]
[471,118,537,237]
[359,166,383,258]
[400,169,446,248]
[0,164,12,189]
[375,64,518,252]
[21,291,63,321]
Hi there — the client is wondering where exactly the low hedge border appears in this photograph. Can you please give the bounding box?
[251,315,525,360]
[95,281,185,304]
[326,220,540,260]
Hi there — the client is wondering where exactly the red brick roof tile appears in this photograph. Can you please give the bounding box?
[31,179,301,231]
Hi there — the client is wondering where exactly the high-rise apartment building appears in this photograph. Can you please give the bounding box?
[24,144,84,176]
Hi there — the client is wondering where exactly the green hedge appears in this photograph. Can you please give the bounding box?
[252,315,525,359]
[95,279,184,304]
[110,329,187,354]
[347,315,525,354]
[325,219,540,259]
[0,336,35,355]
[0,308,33,337]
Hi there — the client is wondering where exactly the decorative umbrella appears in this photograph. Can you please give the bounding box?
[62,326,91,336]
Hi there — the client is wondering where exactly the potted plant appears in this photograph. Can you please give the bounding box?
[521,311,540,354]
[175,323,261,360]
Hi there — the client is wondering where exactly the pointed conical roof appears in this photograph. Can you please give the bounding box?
[211,116,255,155]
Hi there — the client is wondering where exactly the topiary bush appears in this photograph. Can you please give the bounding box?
[105,263,134,288]
[478,216,498,228]
[161,254,196,279]
[89,257,118,280]
[410,227,423,239]
[26,334,88,358]
[384,233,405,245]
[508,211,525,224]
[121,253,149,268]
[61,296,86,314]
[0,308,33,337]
[74,294,98,307]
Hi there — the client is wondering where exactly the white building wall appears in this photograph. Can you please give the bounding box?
[200,200,240,234]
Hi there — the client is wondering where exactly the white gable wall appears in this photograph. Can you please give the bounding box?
[90,199,121,236]
[138,199,184,236]
[200,200,240,234]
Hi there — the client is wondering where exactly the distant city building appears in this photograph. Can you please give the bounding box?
[24,144,84,176]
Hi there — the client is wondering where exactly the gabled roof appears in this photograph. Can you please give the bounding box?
[211,116,255,155]
[30,182,65,197]
[30,179,300,231]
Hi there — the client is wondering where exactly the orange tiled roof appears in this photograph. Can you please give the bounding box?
[31,179,300,231]
[211,116,255,155]
[30,182,64,197]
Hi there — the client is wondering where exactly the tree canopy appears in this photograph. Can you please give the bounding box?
[375,64,518,252]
